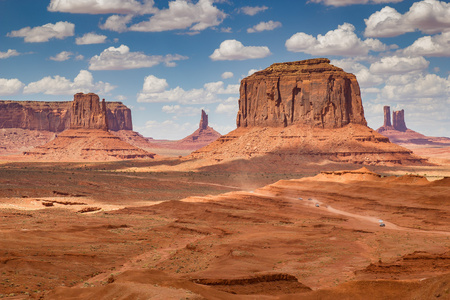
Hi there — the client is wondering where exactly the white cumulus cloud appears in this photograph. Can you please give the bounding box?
[365,0,450,37]
[0,78,25,96]
[210,39,271,61]
[0,49,20,59]
[309,0,403,7]
[100,14,134,32]
[76,32,107,45]
[239,6,268,16]
[89,44,188,70]
[247,21,282,33]
[129,0,226,33]
[286,23,391,56]
[221,71,234,79]
[47,0,156,15]
[49,51,73,61]
[215,97,238,115]
[403,31,450,56]
[369,56,429,75]
[23,70,116,95]
[7,21,74,43]
[137,76,238,104]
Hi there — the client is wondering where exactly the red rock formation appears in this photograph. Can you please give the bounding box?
[199,109,208,130]
[0,99,132,132]
[70,93,108,130]
[383,106,392,127]
[20,93,154,161]
[237,58,367,129]
[188,59,428,166]
[377,106,450,149]
[393,109,407,132]
[149,110,222,152]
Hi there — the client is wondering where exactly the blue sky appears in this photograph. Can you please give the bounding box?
[0,0,449,139]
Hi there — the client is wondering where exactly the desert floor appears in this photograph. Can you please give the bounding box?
[0,158,449,299]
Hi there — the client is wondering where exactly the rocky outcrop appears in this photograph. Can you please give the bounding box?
[383,106,392,127]
[70,93,108,130]
[393,109,407,132]
[0,98,132,132]
[199,109,208,130]
[188,59,429,167]
[237,58,366,129]
[377,106,450,147]
[149,110,222,152]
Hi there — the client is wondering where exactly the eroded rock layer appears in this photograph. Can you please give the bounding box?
[237,58,366,129]
[23,129,154,161]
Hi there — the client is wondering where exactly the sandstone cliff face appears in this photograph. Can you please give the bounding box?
[0,98,132,132]
[393,109,407,132]
[237,58,367,129]
[70,93,108,130]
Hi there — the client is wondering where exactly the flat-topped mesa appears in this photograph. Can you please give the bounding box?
[70,93,108,130]
[237,58,367,129]
[0,99,132,132]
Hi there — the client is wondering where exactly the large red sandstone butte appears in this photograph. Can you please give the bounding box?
[237,58,366,129]
[190,58,427,166]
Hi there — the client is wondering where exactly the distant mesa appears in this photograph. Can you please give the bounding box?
[190,58,427,166]
[22,93,154,161]
[0,96,132,132]
[376,105,450,147]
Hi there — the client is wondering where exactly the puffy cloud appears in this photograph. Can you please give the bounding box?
[140,119,197,140]
[162,104,204,116]
[0,78,24,96]
[403,31,450,56]
[129,0,226,33]
[221,71,234,79]
[247,21,282,33]
[331,59,384,88]
[0,49,20,59]
[49,51,73,61]
[100,14,134,32]
[239,6,268,16]
[215,97,238,115]
[309,0,403,6]
[369,56,429,74]
[364,0,450,37]
[210,39,271,61]
[380,73,450,101]
[137,76,238,104]
[7,21,74,43]
[75,32,107,45]
[141,75,168,93]
[88,45,188,70]
[285,23,391,56]
[23,70,116,95]
[247,69,260,76]
[47,0,156,15]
